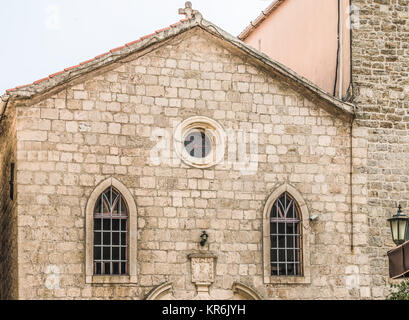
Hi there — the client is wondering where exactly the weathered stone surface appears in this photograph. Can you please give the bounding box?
[0,24,373,300]
[0,99,18,299]
[351,0,409,299]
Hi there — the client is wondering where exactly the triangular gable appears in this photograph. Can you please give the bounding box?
[1,13,354,118]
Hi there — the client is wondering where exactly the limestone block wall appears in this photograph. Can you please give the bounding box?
[351,0,409,298]
[0,100,18,299]
[14,29,360,299]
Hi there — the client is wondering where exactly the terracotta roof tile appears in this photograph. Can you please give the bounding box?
[80,58,95,66]
[4,18,195,94]
[155,27,171,34]
[110,45,126,53]
[16,84,31,90]
[140,32,157,41]
[94,52,110,59]
[6,83,31,92]
[64,65,80,72]
[49,70,65,78]
[125,39,142,47]
[170,21,183,28]
[33,77,50,85]
[1,15,355,117]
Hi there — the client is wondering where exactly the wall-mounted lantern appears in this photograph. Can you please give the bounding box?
[200,231,209,247]
[388,204,409,246]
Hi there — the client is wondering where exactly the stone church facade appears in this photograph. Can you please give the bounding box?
[0,1,405,299]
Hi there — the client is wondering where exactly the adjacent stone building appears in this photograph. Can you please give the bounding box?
[0,1,404,299]
[351,0,409,298]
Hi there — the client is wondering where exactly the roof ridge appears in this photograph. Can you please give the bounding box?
[2,14,355,117]
[238,0,286,40]
[4,18,192,95]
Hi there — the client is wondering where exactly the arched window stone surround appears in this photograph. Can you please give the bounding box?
[263,183,311,284]
[232,282,263,300]
[145,282,174,300]
[85,177,137,284]
[173,116,226,169]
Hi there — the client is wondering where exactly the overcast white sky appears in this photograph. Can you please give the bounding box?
[0,0,271,95]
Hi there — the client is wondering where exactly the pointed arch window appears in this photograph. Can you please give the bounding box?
[93,186,128,276]
[263,185,310,284]
[270,192,302,276]
[85,178,137,284]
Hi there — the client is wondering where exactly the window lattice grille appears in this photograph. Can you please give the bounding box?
[93,186,128,276]
[270,192,302,276]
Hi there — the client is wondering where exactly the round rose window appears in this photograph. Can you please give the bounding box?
[174,116,225,168]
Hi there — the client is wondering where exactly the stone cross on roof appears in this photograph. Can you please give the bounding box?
[179,2,202,20]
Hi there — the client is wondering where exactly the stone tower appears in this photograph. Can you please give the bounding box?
[351,0,409,298]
